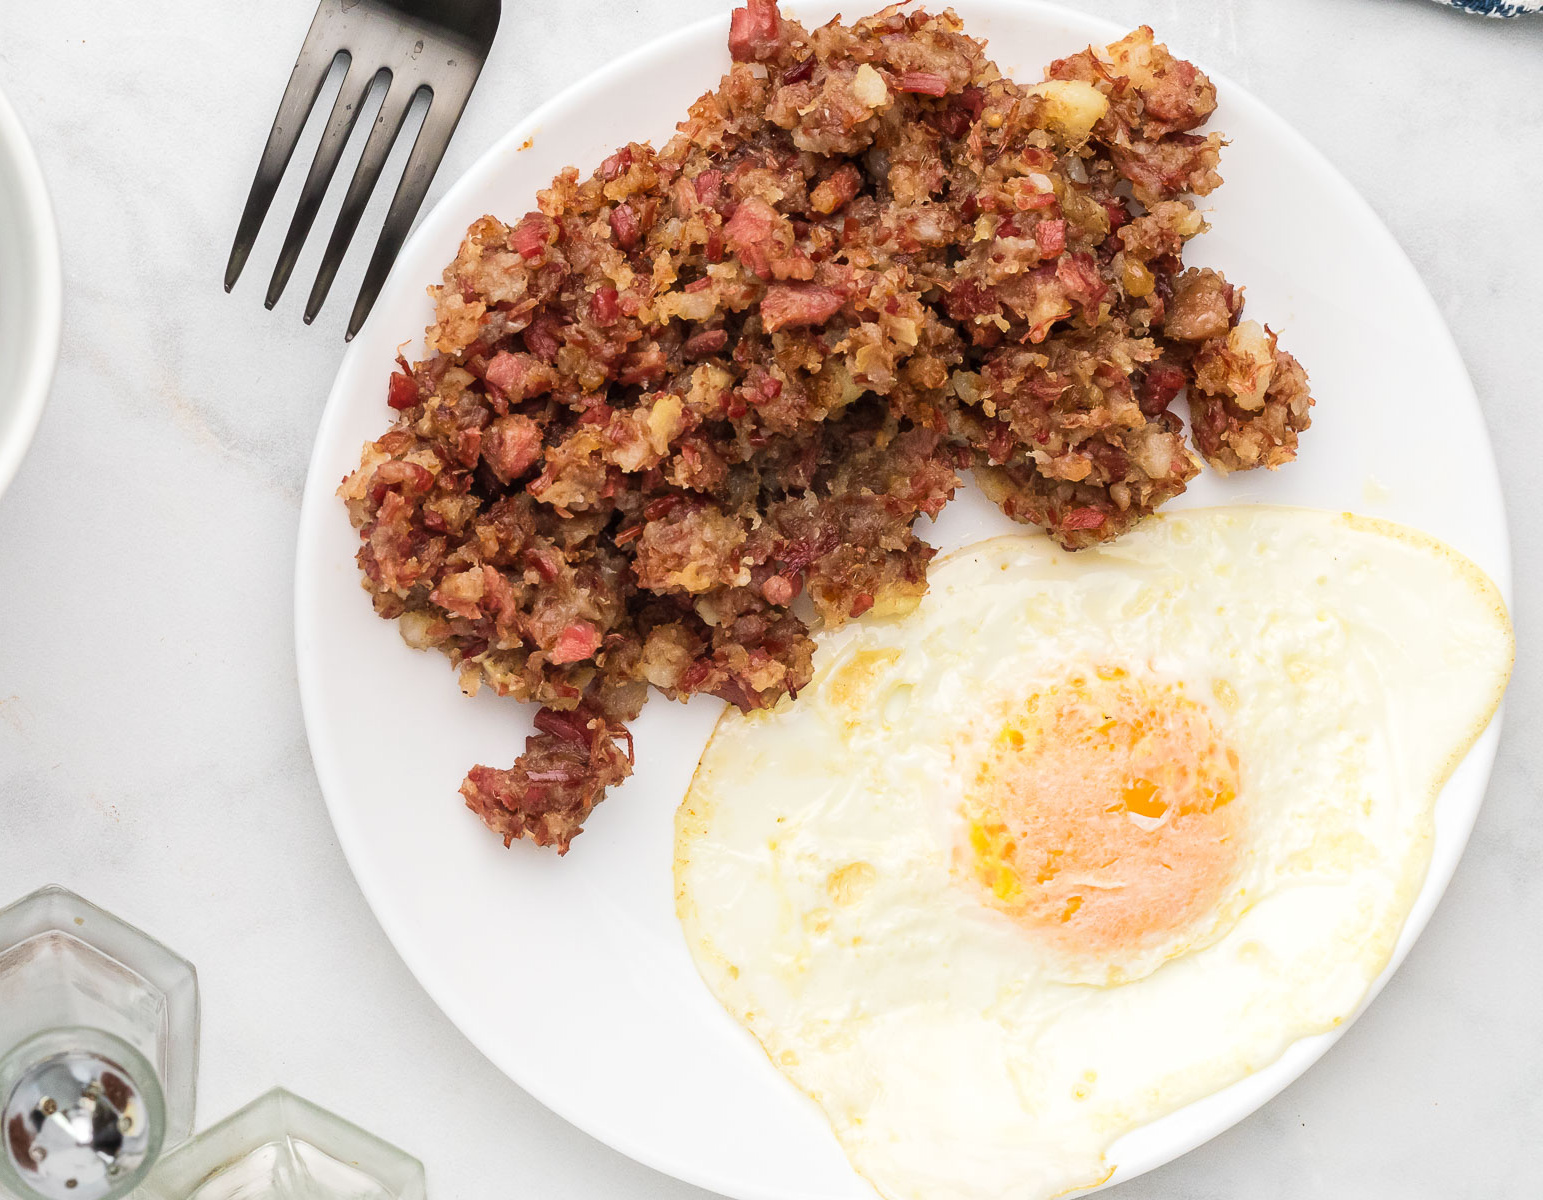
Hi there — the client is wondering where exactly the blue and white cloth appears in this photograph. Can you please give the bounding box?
[1434,0,1542,15]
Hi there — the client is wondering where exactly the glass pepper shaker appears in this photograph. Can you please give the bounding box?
[0,886,199,1200]
[136,1089,426,1200]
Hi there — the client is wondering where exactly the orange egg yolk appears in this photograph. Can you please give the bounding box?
[964,670,1242,960]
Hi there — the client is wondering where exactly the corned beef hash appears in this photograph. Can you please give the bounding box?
[340,0,1314,853]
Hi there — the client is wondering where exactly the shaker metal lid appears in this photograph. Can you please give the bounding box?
[3,1048,158,1200]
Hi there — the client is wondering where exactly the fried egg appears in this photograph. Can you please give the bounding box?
[674,507,1512,1200]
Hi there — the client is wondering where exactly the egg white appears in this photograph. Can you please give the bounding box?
[674,507,1512,1200]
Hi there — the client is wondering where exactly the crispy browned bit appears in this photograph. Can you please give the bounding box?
[341,2,1313,851]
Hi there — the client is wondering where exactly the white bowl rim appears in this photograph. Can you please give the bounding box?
[295,3,1511,1196]
[0,88,62,499]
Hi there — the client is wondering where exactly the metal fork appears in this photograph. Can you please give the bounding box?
[225,0,501,341]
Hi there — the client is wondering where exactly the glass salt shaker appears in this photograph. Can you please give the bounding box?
[136,1089,426,1200]
[0,886,199,1200]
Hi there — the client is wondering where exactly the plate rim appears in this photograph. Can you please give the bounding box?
[294,3,1512,1195]
[0,88,63,500]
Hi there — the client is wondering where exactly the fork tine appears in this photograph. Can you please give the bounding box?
[344,91,469,341]
[224,11,346,293]
[303,78,423,326]
[264,63,384,310]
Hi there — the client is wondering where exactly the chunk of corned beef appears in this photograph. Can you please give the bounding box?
[728,0,782,63]
[760,283,845,332]
[509,213,552,259]
[481,415,543,484]
[484,351,557,401]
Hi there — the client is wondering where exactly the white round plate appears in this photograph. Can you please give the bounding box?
[296,5,1510,1197]
[0,88,62,500]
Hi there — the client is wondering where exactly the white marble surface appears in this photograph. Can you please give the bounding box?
[0,1,1538,1196]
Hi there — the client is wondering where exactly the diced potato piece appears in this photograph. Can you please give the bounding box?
[852,63,889,109]
[657,287,718,322]
[398,609,437,650]
[1028,79,1109,142]
[645,394,685,454]
[1101,27,1160,90]
[1226,320,1276,411]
